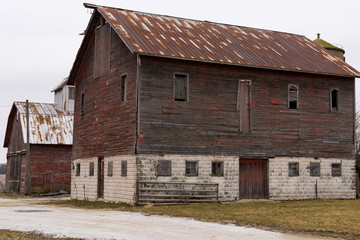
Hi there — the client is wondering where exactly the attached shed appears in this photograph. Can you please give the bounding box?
[69,4,360,204]
[3,102,73,193]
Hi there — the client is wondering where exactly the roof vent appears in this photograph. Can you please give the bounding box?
[317,33,320,39]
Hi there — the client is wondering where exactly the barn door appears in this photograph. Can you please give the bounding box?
[237,80,251,132]
[239,159,268,199]
[97,158,104,198]
[9,155,22,193]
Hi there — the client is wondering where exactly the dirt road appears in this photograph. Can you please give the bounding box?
[0,197,339,240]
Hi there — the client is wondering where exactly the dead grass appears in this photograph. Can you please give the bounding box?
[50,199,360,239]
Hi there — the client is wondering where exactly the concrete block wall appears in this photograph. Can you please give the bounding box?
[136,154,239,201]
[269,157,356,200]
[71,155,137,204]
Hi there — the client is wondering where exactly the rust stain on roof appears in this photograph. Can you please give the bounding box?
[15,102,73,145]
[93,5,359,78]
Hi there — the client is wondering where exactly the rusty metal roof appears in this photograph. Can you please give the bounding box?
[86,4,359,78]
[11,102,73,145]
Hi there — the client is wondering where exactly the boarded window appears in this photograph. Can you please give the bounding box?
[68,86,75,100]
[107,161,113,177]
[330,89,339,111]
[121,75,127,102]
[89,162,94,176]
[288,84,298,109]
[237,80,251,132]
[81,93,85,115]
[310,162,320,176]
[288,162,299,176]
[157,160,172,176]
[95,23,111,78]
[211,162,224,176]
[173,74,188,102]
[121,161,127,177]
[76,163,80,176]
[185,161,198,176]
[332,163,341,176]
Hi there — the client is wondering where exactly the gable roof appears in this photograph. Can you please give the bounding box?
[68,4,360,84]
[3,102,73,147]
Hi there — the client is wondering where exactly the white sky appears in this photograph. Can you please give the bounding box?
[1,0,360,163]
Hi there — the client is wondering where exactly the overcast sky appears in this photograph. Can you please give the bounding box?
[1,0,360,163]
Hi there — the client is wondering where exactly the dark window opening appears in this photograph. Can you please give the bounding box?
[76,163,80,176]
[69,86,75,100]
[157,160,172,176]
[81,93,85,115]
[121,75,126,102]
[89,162,94,176]
[107,161,113,177]
[288,85,298,109]
[174,74,188,102]
[212,162,224,176]
[121,161,127,177]
[332,163,341,176]
[310,162,320,177]
[331,89,339,111]
[289,162,299,176]
[185,161,198,176]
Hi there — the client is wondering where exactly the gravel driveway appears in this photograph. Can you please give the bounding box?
[0,197,339,240]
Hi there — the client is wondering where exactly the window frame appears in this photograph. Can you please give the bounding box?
[173,73,189,102]
[68,86,75,100]
[310,162,320,177]
[330,88,339,112]
[331,163,341,176]
[211,161,224,176]
[288,84,299,110]
[75,163,81,177]
[121,75,127,102]
[89,162,94,176]
[107,161,113,177]
[157,160,172,176]
[121,160,127,177]
[185,161,198,176]
[288,162,299,176]
[80,92,85,115]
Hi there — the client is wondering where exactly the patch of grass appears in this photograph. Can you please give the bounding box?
[0,229,81,240]
[49,199,360,239]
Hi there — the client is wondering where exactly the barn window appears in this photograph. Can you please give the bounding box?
[330,89,339,111]
[121,75,127,102]
[76,163,80,176]
[121,161,127,177]
[81,93,85,115]
[107,161,113,177]
[68,86,75,100]
[94,23,111,78]
[89,162,94,176]
[185,161,198,176]
[288,84,298,109]
[157,160,172,176]
[310,162,320,177]
[173,74,188,102]
[288,162,299,176]
[212,162,224,176]
[332,163,341,176]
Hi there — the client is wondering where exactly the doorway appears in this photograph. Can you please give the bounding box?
[97,158,104,198]
[239,159,268,199]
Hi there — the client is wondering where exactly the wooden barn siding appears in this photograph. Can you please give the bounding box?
[29,144,72,192]
[137,56,354,158]
[72,25,137,159]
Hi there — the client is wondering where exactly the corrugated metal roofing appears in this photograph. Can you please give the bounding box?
[15,102,73,145]
[91,4,359,78]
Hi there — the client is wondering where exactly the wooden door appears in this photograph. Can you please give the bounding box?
[237,81,251,132]
[9,155,21,193]
[239,159,267,199]
[97,158,104,198]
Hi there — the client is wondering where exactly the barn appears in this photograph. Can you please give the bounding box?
[69,3,360,204]
[3,82,74,194]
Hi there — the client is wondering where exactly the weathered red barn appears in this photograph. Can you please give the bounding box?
[69,4,360,204]
[3,102,73,193]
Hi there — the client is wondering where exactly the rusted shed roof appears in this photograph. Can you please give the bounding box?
[3,102,73,147]
[80,4,359,78]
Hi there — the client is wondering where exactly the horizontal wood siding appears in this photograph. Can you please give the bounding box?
[138,56,354,158]
[73,25,137,159]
